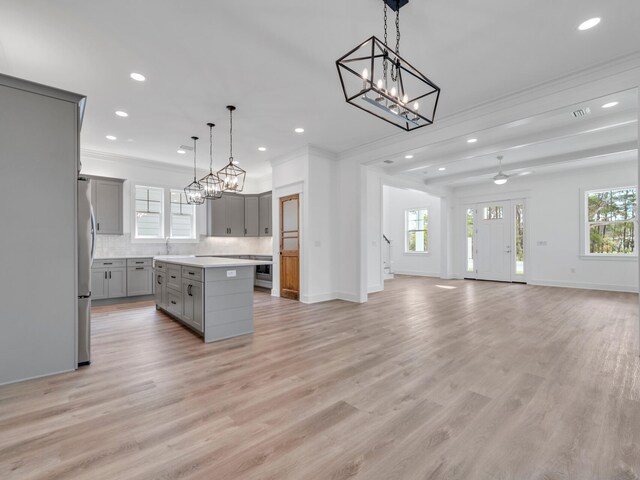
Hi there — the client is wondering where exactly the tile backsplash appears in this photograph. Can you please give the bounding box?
[95,234,273,258]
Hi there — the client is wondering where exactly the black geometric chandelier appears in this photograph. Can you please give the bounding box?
[199,122,224,200]
[336,0,441,131]
[184,136,205,205]
[217,105,246,193]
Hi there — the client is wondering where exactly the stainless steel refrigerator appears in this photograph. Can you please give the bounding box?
[78,177,96,366]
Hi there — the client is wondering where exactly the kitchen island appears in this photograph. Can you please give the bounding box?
[153,256,272,343]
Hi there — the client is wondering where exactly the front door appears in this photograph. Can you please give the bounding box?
[472,200,526,283]
[280,194,300,300]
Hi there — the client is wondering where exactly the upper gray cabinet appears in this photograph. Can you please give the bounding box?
[244,196,259,237]
[207,191,271,237]
[259,192,272,237]
[89,176,124,235]
[206,194,245,237]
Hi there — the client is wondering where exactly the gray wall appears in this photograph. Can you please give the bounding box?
[0,78,80,384]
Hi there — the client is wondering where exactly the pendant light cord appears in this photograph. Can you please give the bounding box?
[383,0,401,83]
[229,108,234,162]
[192,137,197,181]
[209,125,214,173]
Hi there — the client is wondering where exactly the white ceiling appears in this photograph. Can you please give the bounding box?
[0,0,639,180]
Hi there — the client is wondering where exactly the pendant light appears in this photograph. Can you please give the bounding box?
[199,123,223,199]
[217,105,246,192]
[184,136,205,205]
[336,0,441,131]
[493,155,509,185]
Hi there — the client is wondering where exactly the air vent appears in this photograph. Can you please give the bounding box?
[572,107,591,118]
[179,144,194,151]
[383,160,394,164]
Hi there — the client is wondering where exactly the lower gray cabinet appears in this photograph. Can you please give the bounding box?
[167,288,182,317]
[107,268,127,298]
[91,268,108,300]
[182,279,204,332]
[155,271,167,309]
[127,266,152,296]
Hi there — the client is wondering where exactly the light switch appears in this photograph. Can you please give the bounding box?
[226,270,237,278]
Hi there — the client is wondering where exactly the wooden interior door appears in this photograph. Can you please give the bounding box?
[280,194,300,300]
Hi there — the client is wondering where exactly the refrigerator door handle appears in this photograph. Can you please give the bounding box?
[90,205,97,265]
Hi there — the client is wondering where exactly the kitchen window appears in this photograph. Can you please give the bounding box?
[170,190,196,239]
[584,186,637,256]
[135,186,164,239]
[405,208,429,253]
[134,185,198,241]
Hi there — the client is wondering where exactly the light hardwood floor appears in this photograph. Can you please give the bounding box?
[1,276,639,479]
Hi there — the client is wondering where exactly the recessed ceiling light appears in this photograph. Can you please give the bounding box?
[115,110,128,117]
[105,135,117,141]
[518,171,532,176]
[467,138,478,144]
[130,72,146,82]
[177,149,186,154]
[404,154,414,159]
[294,127,305,133]
[258,147,267,152]
[602,101,619,109]
[578,17,601,31]
[438,167,446,171]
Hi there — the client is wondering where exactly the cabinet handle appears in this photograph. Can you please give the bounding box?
[188,272,194,276]
[188,285,192,296]
[97,222,100,231]
[136,267,144,270]
[171,275,176,279]
[157,276,162,285]
[104,271,107,279]
[135,261,144,264]
[245,228,247,235]
[104,262,112,265]
[109,271,112,279]
[170,300,177,305]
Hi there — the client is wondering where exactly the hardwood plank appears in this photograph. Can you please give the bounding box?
[0,275,638,479]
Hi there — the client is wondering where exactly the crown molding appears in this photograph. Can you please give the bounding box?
[81,148,196,175]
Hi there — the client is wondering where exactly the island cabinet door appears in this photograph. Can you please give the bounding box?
[190,282,203,332]
[182,279,204,332]
[155,272,166,308]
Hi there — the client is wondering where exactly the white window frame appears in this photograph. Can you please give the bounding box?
[132,184,199,243]
[580,185,637,259]
[169,189,197,240]
[404,207,429,255]
[134,185,165,240]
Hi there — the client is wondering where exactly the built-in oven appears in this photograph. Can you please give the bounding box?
[254,256,272,288]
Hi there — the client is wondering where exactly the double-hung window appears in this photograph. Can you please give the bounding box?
[585,186,637,256]
[170,190,196,239]
[405,208,429,253]
[135,186,164,239]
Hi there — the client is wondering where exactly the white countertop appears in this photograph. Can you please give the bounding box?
[94,255,155,260]
[154,256,272,268]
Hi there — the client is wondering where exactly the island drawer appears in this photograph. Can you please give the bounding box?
[154,261,166,270]
[167,290,182,317]
[167,265,182,291]
[93,259,126,268]
[127,258,152,267]
[182,266,203,282]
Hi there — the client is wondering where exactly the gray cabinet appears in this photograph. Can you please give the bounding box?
[259,192,272,237]
[91,268,108,300]
[206,194,245,236]
[155,271,167,309]
[127,266,152,296]
[182,279,204,332]
[228,195,245,236]
[244,196,259,236]
[89,176,124,235]
[107,268,127,298]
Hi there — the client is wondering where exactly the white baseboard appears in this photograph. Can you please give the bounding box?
[335,291,367,303]
[393,270,441,278]
[529,279,638,293]
[368,284,383,294]
[300,292,337,304]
